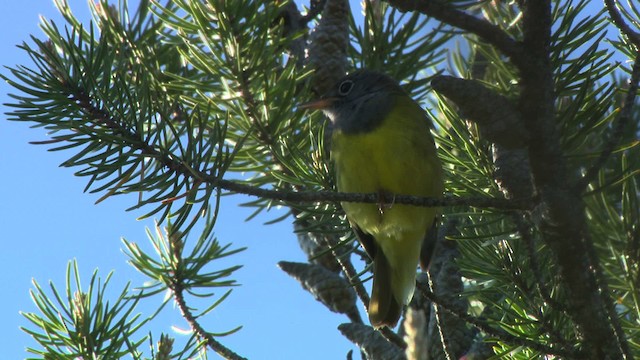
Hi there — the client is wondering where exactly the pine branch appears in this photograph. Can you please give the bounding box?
[316,231,371,320]
[301,0,327,24]
[605,0,640,49]
[171,280,245,360]
[40,85,529,210]
[416,282,581,359]
[168,238,246,360]
[518,1,627,357]
[385,0,526,67]
[578,53,640,191]
[12,1,640,358]
[211,181,529,210]
[22,261,149,357]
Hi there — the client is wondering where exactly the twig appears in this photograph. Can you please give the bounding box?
[208,178,530,210]
[605,0,640,49]
[319,234,371,318]
[427,272,454,360]
[301,0,327,24]
[385,0,526,68]
[416,282,581,359]
[68,81,532,211]
[169,234,245,359]
[168,238,246,360]
[578,54,640,191]
[172,282,246,360]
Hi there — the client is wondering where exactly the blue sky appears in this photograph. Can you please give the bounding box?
[0,1,356,359]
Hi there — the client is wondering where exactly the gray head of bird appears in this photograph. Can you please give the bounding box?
[300,70,405,134]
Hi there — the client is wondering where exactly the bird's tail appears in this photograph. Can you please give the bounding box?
[368,252,403,328]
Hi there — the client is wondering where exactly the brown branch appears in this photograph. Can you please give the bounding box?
[517,1,626,358]
[62,89,535,210]
[210,177,530,209]
[385,0,526,68]
[427,272,456,360]
[69,84,521,209]
[319,235,370,315]
[60,88,533,212]
[168,237,246,360]
[301,0,327,24]
[171,281,246,360]
[605,0,640,50]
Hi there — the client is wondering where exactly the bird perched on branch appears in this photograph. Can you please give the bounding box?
[301,70,444,328]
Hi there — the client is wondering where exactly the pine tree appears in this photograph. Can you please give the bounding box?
[3,0,640,358]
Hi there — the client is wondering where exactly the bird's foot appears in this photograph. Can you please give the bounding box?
[377,191,396,215]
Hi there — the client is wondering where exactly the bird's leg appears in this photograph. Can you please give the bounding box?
[377,190,396,215]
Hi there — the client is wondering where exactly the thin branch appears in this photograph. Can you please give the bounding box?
[301,0,327,24]
[69,88,522,211]
[210,179,530,210]
[379,327,406,350]
[416,282,581,359]
[427,272,454,360]
[168,237,246,360]
[172,282,245,360]
[385,0,526,68]
[65,88,535,211]
[321,236,370,313]
[578,54,640,191]
[163,232,246,359]
[605,0,640,49]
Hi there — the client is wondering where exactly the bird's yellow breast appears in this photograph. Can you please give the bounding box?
[331,95,442,240]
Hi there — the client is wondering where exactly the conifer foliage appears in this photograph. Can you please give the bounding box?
[4,0,640,358]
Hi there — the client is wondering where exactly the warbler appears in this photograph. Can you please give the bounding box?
[302,70,444,328]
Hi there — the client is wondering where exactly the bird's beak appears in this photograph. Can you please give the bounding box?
[298,97,337,110]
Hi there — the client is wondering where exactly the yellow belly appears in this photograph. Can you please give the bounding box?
[331,96,442,304]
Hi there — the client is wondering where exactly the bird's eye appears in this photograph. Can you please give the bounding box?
[338,80,354,96]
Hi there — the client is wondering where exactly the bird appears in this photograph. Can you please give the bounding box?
[301,69,444,328]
